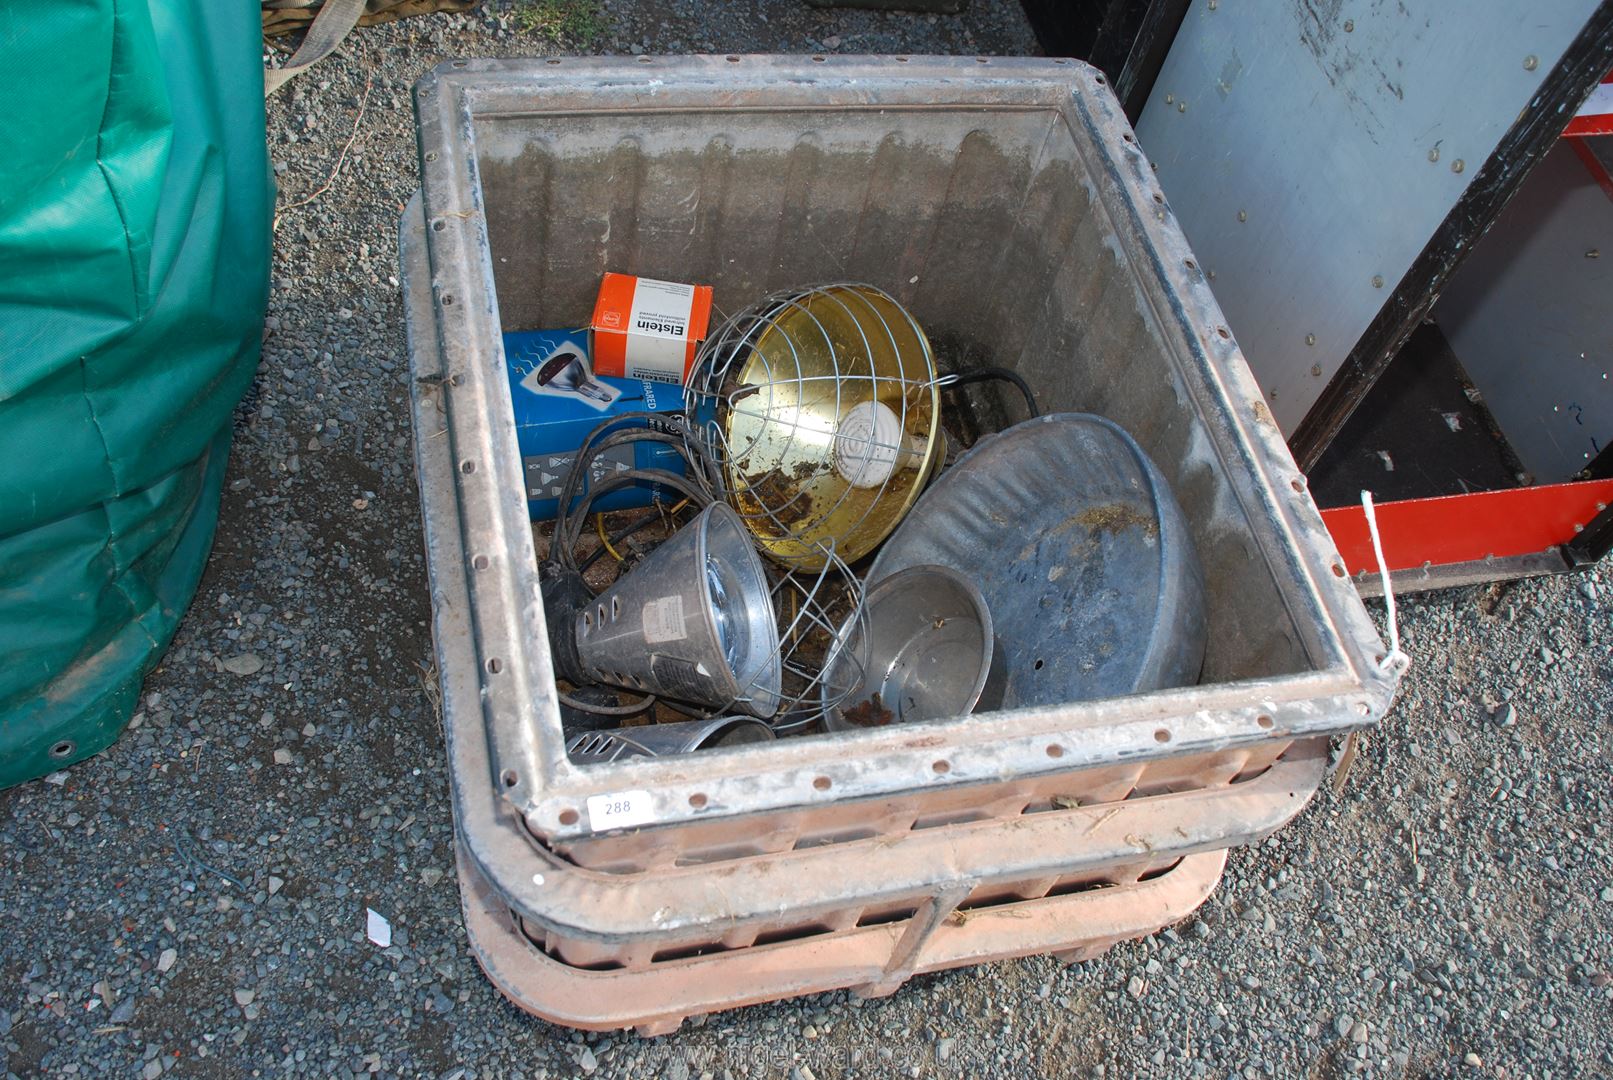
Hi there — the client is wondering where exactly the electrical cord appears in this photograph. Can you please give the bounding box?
[940,366,1041,418]
[556,468,711,579]
[577,508,688,575]
[550,412,715,580]
[558,688,657,717]
[652,696,718,721]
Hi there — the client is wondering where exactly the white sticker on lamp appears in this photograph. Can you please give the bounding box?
[642,595,687,643]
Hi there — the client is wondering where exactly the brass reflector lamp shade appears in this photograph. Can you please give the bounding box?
[685,284,940,570]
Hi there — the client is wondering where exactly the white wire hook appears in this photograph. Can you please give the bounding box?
[1360,490,1410,676]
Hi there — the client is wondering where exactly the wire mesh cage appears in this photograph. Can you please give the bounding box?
[766,537,868,733]
[684,284,944,571]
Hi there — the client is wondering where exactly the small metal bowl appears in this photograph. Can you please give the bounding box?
[822,565,1002,731]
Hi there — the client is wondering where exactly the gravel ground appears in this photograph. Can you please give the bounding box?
[4,4,1612,1078]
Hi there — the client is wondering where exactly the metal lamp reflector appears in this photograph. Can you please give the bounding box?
[574,503,783,717]
[685,284,941,569]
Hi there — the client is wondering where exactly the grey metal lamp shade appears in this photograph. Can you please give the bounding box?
[566,716,776,764]
[575,503,783,717]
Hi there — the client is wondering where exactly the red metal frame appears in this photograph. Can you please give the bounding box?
[1320,479,1613,575]
[1316,67,1613,580]
[1569,136,1613,201]
[1351,68,1613,577]
[1563,71,1613,138]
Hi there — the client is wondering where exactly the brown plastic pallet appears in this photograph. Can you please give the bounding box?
[401,56,1403,1032]
[459,844,1229,1036]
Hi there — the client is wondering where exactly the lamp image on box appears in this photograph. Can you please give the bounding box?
[504,329,686,520]
[525,347,618,408]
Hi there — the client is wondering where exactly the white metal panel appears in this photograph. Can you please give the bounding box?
[1137,0,1598,433]
[1578,80,1613,123]
[1435,140,1613,483]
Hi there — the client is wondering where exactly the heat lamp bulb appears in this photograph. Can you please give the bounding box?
[833,401,925,489]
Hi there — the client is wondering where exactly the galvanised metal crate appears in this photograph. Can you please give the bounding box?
[407,184,1326,951]
[402,55,1399,1019]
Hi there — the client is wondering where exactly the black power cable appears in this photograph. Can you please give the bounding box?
[545,413,717,717]
[944,365,1041,418]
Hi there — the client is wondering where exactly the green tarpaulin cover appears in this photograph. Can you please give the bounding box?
[0,1,271,788]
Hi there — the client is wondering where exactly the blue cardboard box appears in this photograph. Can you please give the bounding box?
[503,329,687,521]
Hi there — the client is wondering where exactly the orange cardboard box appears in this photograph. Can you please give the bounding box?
[589,272,714,384]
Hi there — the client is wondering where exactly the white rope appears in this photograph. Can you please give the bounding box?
[1360,490,1410,675]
